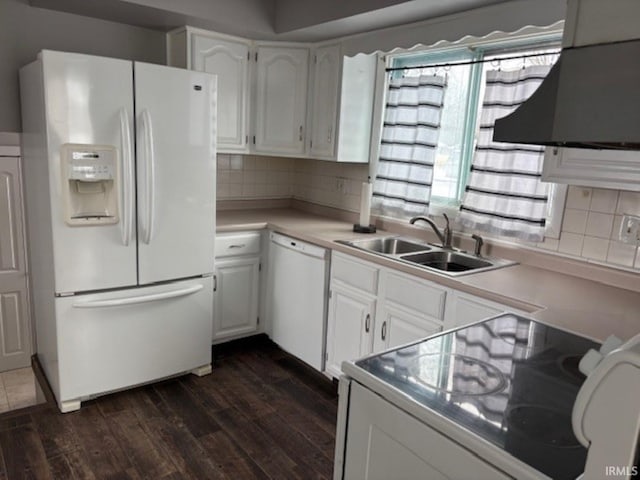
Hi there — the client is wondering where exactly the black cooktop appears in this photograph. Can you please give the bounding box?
[355,314,599,480]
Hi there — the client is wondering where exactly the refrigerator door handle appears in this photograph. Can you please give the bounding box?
[119,108,134,246]
[72,284,203,308]
[141,109,156,245]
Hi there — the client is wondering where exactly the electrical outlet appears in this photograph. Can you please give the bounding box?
[336,177,347,194]
[619,214,640,244]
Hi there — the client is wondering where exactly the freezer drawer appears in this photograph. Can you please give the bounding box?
[52,277,213,410]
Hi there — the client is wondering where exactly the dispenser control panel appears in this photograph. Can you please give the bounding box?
[67,149,116,181]
[60,143,119,226]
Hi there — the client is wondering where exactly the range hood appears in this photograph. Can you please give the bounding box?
[493,0,640,150]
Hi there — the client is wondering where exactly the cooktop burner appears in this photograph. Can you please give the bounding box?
[355,313,599,480]
[408,353,508,396]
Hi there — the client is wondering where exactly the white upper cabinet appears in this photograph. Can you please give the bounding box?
[167,27,380,163]
[254,45,309,156]
[308,44,341,158]
[308,46,378,163]
[166,27,251,153]
[542,147,640,192]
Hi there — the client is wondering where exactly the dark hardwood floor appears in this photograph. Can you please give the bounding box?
[0,336,339,479]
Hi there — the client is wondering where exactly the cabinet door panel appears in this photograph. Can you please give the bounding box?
[309,45,340,158]
[255,46,308,155]
[374,304,442,353]
[213,256,260,341]
[326,285,375,378]
[192,35,250,152]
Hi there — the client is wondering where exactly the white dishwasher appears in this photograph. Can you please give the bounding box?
[268,232,329,371]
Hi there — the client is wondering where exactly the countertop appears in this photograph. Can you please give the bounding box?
[218,208,640,342]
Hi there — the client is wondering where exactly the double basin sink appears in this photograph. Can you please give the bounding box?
[337,236,515,276]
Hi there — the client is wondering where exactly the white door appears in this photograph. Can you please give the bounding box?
[192,34,251,152]
[309,44,340,158]
[42,51,137,293]
[213,256,260,342]
[325,285,375,378]
[254,46,309,156]
[135,62,216,284]
[0,156,32,371]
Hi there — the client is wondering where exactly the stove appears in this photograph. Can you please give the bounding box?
[355,313,599,480]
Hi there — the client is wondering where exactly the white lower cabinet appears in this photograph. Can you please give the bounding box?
[325,285,376,379]
[213,232,262,343]
[443,290,526,330]
[374,304,442,352]
[326,252,447,378]
[342,382,512,480]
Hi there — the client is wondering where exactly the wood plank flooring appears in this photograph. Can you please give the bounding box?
[0,336,339,479]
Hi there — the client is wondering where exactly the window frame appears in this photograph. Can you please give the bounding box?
[379,31,565,238]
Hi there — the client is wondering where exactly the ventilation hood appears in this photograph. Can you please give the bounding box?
[493,0,640,150]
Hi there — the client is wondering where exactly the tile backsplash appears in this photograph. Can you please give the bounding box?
[216,154,293,199]
[216,154,369,208]
[536,186,640,270]
[216,154,640,273]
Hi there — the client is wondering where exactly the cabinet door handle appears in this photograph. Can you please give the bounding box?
[298,125,304,142]
[229,244,246,249]
[381,321,387,341]
[213,275,217,292]
[327,125,333,143]
[365,313,370,333]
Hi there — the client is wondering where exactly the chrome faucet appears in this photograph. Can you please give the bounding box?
[410,214,453,249]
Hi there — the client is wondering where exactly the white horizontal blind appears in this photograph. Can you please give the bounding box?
[459,65,552,242]
[372,74,447,218]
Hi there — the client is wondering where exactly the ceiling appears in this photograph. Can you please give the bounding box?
[28,0,516,41]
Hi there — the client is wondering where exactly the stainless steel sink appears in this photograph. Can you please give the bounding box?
[337,235,516,276]
[338,236,431,255]
[399,251,493,272]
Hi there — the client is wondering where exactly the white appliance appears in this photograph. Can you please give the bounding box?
[19,50,217,413]
[267,232,328,371]
[573,333,640,480]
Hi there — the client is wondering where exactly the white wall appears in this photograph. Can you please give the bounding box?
[0,0,165,132]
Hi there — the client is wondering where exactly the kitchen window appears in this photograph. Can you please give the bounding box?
[372,36,565,241]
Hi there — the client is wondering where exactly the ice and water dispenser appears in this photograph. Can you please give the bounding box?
[61,143,119,225]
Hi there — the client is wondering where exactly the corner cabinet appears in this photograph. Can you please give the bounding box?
[166,27,252,153]
[542,147,640,191]
[254,44,309,156]
[213,232,261,343]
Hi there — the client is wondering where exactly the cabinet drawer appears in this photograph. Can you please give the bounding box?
[331,252,378,294]
[216,232,261,258]
[383,271,446,320]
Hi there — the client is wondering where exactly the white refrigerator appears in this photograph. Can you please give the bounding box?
[20,50,217,412]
